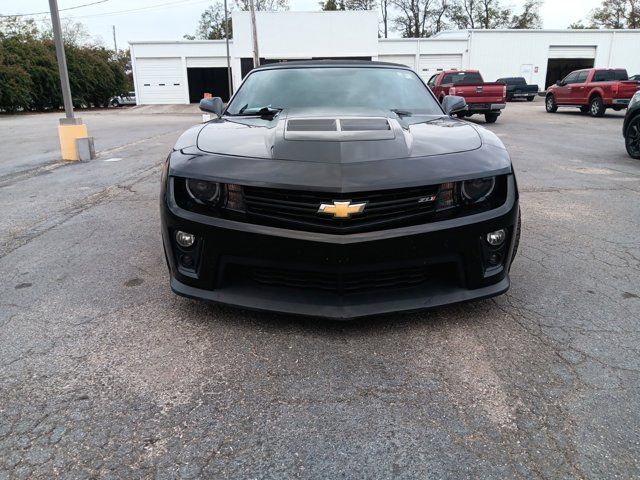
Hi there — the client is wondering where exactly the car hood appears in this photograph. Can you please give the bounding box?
[193,108,482,162]
[171,109,511,192]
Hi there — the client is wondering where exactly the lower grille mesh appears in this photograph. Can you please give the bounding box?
[248,264,441,294]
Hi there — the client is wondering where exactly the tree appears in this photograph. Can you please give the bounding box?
[567,20,598,29]
[589,0,640,29]
[234,0,289,10]
[510,0,543,29]
[391,0,450,38]
[380,0,390,36]
[345,0,376,9]
[0,16,129,112]
[185,3,233,39]
[449,0,511,29]
[319,0,340,10]
[40,19,93,46]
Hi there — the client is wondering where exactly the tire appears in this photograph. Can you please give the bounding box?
[580,106,590,113]
[625,116,640,159]
[545,95,558,113]
[612,106,623,111]
[485,113,499,124]
[589,96,605,117]
[506,94,513,102]
[526,96,535,102]
[111,99,120,107]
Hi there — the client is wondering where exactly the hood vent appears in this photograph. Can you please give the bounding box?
[285,117,395,142]
[287,119,337,132]
[340,118,390,131]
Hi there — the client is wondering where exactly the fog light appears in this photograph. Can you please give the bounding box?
[176,231,195,248]
[486,229,506,246]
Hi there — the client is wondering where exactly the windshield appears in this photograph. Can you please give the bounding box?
[226,67,442,115]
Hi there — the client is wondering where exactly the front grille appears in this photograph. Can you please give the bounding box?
[243,185,441,233]
[247,263,449,295]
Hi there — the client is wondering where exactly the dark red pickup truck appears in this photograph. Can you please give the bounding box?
[427,70,507,123]
[545,68,640,117]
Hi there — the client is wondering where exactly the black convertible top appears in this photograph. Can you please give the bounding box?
[252,59,411,70]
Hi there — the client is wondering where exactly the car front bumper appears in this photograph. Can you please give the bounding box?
[161,176,520,320]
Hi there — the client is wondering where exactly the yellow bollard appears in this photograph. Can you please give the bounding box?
[58,118,89,161]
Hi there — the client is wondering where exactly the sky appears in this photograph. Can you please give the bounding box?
[3,0,605,47]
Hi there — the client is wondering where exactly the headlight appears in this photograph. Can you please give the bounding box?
[630,91,640,109]
[461,177,495,203]
[186,178,221,205]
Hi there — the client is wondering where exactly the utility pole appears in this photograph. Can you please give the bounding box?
[112,25,118,54]
[49,0,74,120]
[249,0,260,68]
[224,0,233,97]
[49,0,92,161]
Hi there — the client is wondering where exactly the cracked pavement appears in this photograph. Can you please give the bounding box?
[0,102,639,479]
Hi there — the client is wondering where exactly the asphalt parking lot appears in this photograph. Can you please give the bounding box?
[1,101,639,479]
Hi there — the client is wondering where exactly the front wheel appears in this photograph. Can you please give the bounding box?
[526,96,535,102]
[625,116,640,159]
[111,99,120,107]
[589,96,605,117]
[485,113,499,124]
[545,95,558,113]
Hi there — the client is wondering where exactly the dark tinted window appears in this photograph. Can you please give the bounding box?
[563,72,579,84]
[501,77,526,85]
[428,74,438,87]
[593,69,629,82]
[614,70,629,80]
[226,67,442,115]
[441,72,483,85]
[576,71,589,83]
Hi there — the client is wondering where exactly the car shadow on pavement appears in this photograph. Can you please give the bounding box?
[172,294,494,336]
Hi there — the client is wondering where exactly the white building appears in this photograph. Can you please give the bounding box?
[129,11,640,105]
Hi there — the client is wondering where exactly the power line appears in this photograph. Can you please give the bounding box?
[0,0,110,18]
[65,0,212,19]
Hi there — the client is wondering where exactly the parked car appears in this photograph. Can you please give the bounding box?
[428,70,506,123]
[623,91,640,159]
[497,77,539,102]
[161,60,520,319]
[110,91,136,107]
[545,68,640,117]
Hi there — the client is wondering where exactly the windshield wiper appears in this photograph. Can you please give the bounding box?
[233,105,283,117]
[391,109,412,117]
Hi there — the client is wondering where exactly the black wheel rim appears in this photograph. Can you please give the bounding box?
[627,121,640,157]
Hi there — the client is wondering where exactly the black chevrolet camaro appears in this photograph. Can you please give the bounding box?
[160,60,520,319]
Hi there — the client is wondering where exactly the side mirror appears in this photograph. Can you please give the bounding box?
[199,97,224,117]
[556,80,564,87]
[442,95,467,116]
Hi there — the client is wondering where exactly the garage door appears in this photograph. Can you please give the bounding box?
[135,58,186,104]
[548,46,597,59]
[378,55,416,70]
[418,54,463,79]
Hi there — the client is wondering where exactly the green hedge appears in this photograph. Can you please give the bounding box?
[0,30,131,112]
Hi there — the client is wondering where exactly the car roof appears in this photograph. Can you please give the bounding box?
[252,59,412,70]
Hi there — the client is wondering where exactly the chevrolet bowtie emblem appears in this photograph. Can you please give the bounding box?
[318,200,367,219]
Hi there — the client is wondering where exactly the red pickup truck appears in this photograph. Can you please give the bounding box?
[545,68,640,117]
[427,70,507,123]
